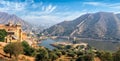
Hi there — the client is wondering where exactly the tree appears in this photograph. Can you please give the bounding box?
[4,42,23,59]
[0,29,7,42]
[21,41,35,56]
[84,54,94,61]
[65,45,72,49]
[61,50,67,55]
[49,52,58,61]
[97,51,113,61]
[76,56,85,61]
[113,49,120,61]
[35,48,49,61]
[67,53,76,58]
[55,52,62,57]
[76,51,84,57]
[76,51,94,61]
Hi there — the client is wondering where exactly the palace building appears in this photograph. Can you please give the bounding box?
[0,21,27,43]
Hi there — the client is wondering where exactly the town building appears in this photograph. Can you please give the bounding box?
[0,21,27,43]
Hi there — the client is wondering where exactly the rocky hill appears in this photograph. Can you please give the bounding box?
[43,12,120,40]
[0,12,32,30]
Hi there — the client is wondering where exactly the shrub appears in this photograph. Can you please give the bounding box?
[49,52,58,61]
[113,49,120,61]
[4,42,23,59]
[67,53,76,58]
[61,50,67,55]
[55,52,62,57]
[22,41,35,56]
[76,56,84,61]
[97,51,113,61]
[35,48,49,61]
[0,29,7,42]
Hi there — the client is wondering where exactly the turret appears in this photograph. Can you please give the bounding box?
[8,21,14,26]
[16,22,21,27]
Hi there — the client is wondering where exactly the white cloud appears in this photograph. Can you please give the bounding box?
[108,3,120,9]
[0,0,26,13]
[83,2,120,13]
[49,6,56,12]
[63,12,86,21]
[22,14,61,26]
[0,0,57,19]
[42,4,57,13]
[20,11,86,27]
[83,2,105,6]
[83,2,120,10]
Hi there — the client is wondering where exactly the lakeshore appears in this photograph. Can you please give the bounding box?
[39,38,120,52]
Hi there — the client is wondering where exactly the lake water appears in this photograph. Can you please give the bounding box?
[39,38,120,51]
[39,38,71,50]
[39,38,56,50]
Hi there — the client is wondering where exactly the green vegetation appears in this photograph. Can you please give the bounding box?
[3,41,120,61]
[113,49,120,61]
[35,48,49,61]
[96,51,113,61]
[21,41,35,56]
[35,48,63,61]
[35,43,96,61]
[49,52,58,61]
[0,29,7,42]
[95,49,120,61]
[76,54,94,61]
[2,40,120,61]
[4,42,23,59]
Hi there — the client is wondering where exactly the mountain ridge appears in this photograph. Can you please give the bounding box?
[43,12,120,40]
[0,12,32,31]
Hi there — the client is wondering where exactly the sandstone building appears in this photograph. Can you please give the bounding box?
[0,22,27,43]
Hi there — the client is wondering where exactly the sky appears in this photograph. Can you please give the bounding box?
[0,0,120,26]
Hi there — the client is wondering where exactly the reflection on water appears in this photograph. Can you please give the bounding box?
[39,38,71,50]
[39,38,56,50]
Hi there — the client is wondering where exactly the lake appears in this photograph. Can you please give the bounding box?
[39,38,56,50]
[39,38,71,50]
[39,38,120,52]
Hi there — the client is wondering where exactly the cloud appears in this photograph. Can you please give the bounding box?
[42,4,57,13]
[63,12,86,21]
[83,2,104,6]
[21,11,86,27]
[83,2,120,13]
[0,0,26,14]
[22,14,61,26]
[0,0,57,13]
[108,3,120,9]
[0,0,57,16]
[83,2,120,10]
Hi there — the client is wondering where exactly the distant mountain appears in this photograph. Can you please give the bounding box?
[43,12,120,40]
[0,12,32,30]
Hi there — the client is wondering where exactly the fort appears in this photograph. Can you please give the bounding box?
[0,21,27,43]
